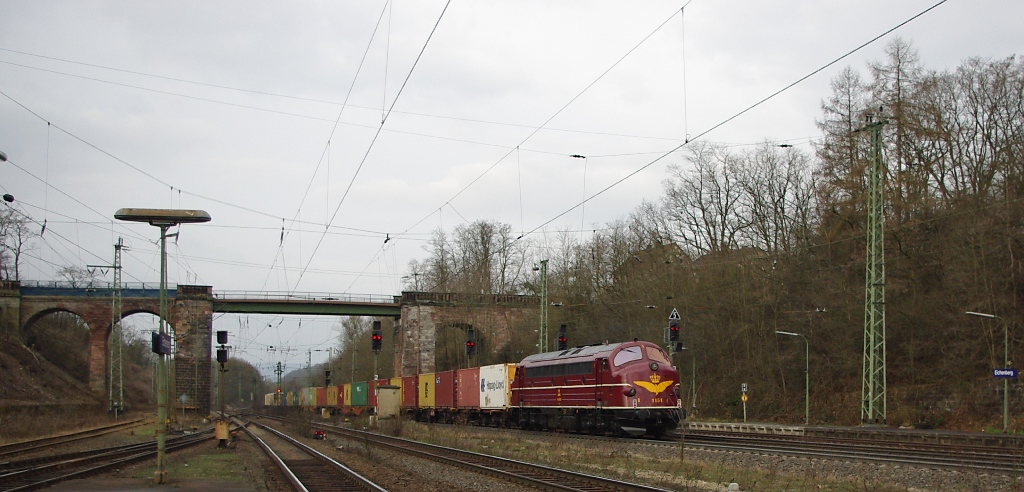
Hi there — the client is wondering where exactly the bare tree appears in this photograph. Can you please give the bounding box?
[0,208,38,281]
[56,266,99,287]
[662,141,746,256]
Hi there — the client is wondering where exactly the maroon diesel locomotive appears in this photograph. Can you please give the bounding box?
[510,340,682,437]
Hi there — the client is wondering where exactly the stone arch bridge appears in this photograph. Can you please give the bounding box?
[0,281,538,414]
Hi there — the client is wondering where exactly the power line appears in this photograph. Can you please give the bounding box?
[0,47,698,142]
[261,0,394,292]
[515,0,950,243]
[0,89,392,237]
[294,0,452,291]
[389,6,686,248]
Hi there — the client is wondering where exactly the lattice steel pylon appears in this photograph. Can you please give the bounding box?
[861,115,887,424]
[109,238,125,414]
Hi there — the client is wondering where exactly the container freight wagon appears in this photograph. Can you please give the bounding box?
[456,367,480,416]
[419,370,456,422]
[401,375,418,415]
[302,387,315,409]
[327,385,339,409]
[479,363,515,425]
[351,381,369,415]
[418,373,436,410]
[316,387,327,408]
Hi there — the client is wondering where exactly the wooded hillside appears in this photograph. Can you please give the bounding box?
[400,40,1024,429]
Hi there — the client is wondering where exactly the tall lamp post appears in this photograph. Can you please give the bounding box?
[115,208,210,484]
[1,150,16,203]
[775,330,809,425]
[966,311,1011,433]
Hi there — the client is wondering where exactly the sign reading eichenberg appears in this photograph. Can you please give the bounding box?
[993,368,1018,379]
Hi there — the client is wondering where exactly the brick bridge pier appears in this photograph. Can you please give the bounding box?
[0,282,214,414]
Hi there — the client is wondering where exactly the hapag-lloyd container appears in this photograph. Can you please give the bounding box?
[479,363,515,410]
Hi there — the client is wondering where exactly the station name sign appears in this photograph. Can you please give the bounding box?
[151,332,173,355]
[993,368,1018,379]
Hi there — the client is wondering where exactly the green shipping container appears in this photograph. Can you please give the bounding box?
[351,381,369,407]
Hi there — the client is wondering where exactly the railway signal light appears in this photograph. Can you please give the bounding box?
[371,321,382,354]
[557,324,568,350]
[669,321,680,342]
[466,327,476,357]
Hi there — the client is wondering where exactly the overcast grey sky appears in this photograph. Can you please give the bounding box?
[1,1,1021,373]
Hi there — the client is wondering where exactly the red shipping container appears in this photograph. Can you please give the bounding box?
[401,375,418,408]
[435,370,456,409]
[316,387,327,408]
[457,367,480,409]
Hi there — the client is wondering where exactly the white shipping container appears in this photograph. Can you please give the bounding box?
[479,363,515,409]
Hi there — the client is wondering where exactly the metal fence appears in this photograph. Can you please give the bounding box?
[212,290,399,304]
[18,280,175,290]
[15,281,399,304]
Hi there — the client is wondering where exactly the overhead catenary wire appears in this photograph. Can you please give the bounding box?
[385,5,686,250]
[260,0,395,293]
[295,0,452,292]
[0,57,704,148]
[378,0,952,293]
[513,0,950,243]
[0,89,392,238]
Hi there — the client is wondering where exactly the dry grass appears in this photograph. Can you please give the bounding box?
[0,404,118,443]
[398,422,909,492]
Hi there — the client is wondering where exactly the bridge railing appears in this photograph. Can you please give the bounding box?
[19,280,176,290]
[212,290,400,304]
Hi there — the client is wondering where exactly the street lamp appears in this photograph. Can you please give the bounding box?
[966,311,1011,433]
[1,150,14,203]
[775,330,809,425]
[115,208,210,483]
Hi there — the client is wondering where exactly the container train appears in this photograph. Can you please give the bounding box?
[265,339,683,437]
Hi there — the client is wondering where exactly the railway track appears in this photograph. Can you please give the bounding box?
[306,419,671,492]
[0,428,214,492]
[674,429,1024,474]
[0,417,147,459]
[407,420,1024,475]
[242,418,387,492]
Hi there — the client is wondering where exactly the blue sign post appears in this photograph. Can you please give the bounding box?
[993,368,1018,379]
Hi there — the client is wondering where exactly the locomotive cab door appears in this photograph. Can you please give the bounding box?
[595,358,608,407]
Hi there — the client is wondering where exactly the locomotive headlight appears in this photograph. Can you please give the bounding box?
[649,362,659,371]
[624,387,637,397]
[674,385,681,398]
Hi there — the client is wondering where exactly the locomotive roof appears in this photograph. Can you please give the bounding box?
[518,341,625,365]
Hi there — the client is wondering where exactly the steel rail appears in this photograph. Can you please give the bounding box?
[678,432,1024,473]
[246,419,387,492]
[314,421,670,492]
[0,417,146,458]
[239,421,308,492]
[0,431,214,492]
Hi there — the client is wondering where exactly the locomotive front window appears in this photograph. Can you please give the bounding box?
[524,361,592,378]
[612,346,643,366]
[646,346,671,365]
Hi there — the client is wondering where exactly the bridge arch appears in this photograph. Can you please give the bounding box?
[21,309,92,385]
[396,292,538,377]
